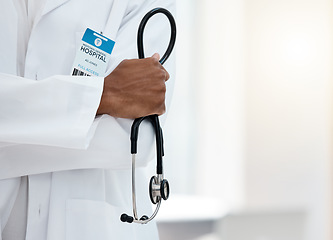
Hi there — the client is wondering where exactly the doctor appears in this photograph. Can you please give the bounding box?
[0,0,175,240]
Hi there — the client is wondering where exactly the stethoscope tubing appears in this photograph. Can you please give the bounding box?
[137,7,177,64]
[131,115,163,174]
[134,7,176,174]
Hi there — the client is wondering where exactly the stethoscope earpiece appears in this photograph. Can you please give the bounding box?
[120,7,176,225]
[120,213,134,223]
[140,215,149,221]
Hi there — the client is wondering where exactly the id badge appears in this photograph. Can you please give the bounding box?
[71,28,115,77]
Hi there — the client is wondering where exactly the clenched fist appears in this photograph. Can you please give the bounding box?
[97,53,170,118]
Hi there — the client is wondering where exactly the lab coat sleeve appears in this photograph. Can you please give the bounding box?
[0,74,104,149]
[0,0,176,179]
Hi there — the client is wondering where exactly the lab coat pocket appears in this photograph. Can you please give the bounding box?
[66,199,130,240]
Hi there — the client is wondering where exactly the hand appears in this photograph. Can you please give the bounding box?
[97,53,170,118]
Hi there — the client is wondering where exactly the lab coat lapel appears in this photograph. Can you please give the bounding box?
[0,1,17,75]
[103,0,128,40]
[41,0,71,17]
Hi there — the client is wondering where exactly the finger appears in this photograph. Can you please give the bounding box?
[161,66,170,81]
[165,70,170,81]
[151,53,160,61]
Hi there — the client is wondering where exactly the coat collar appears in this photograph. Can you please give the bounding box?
[41,0,71,16]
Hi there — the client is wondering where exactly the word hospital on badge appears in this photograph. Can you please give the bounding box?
[72,28,115,77]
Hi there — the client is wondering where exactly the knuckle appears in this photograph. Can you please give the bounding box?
[154,92,165,106]
[157,69,166,80]
[156,81,166,93]
[149,57,158,65]
[153,100,166,116]
[159,93,166,105]
[165,71,170,81]
[161,82,166,93]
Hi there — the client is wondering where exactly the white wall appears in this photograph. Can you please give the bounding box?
[194,0,246,210]
[163,0,333,239]
[163,0,198,195]
[244,1,333,239]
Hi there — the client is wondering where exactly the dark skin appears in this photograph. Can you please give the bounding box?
[97,53,170,118]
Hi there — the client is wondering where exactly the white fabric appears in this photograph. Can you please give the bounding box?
[27,0,46,30]
[26,174,52,240]
[12,0,46,77]
[2,4,46,237]
[11,0,28,77]
[0,178,20,234]
[2,176,28,240]
[0,0,176,239]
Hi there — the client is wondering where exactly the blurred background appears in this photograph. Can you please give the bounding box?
[154,0,333,240]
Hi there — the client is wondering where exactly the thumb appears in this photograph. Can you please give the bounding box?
[151,53,160,61]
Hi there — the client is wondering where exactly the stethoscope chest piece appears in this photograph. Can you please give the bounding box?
[149,175,170,204]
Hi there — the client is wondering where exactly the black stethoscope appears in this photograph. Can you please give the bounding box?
[120,7,176,224]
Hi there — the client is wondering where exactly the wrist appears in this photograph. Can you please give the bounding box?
[96,79,111,115]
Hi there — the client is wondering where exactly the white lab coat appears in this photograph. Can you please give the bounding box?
[0,0,175,239]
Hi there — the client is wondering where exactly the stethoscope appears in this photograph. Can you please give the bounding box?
[120,7,176,224]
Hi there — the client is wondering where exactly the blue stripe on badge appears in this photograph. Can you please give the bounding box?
[82,28,115,54]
